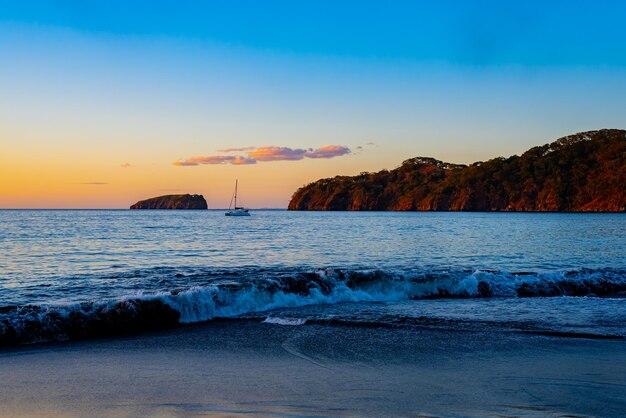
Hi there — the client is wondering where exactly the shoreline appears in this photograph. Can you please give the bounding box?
[2,208,626,213]
[1,319,625,417]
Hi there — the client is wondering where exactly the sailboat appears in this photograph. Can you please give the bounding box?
[225,180,250,216]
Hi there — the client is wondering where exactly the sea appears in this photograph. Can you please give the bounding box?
[1,209,625,346]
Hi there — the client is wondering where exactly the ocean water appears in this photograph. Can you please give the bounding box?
[0,209,625,345]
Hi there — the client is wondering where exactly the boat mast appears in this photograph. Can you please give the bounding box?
[234,179,238,208]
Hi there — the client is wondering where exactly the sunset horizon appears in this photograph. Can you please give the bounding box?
[1,127,622,209]
[3,1,626,208]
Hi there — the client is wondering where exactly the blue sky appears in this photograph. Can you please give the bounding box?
[3,1,626,66]
[1,1,626,207]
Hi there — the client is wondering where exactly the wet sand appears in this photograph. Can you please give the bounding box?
[1,320,625,417]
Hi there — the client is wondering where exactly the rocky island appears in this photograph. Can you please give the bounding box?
[130,194,208,210]
[289,129,626,212]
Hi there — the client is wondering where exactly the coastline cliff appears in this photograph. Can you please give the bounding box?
[288,129,626,212]
[130,194,208,210]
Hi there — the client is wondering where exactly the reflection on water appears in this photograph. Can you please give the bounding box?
[2,210,624,283]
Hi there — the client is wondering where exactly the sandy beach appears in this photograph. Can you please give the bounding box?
[1,319,624,417]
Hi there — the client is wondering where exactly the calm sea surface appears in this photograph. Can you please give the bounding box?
[1,210,625,344]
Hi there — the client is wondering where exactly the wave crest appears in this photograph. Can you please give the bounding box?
[1,268,624,346]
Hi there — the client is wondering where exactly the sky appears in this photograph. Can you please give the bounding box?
[1,0,626,208]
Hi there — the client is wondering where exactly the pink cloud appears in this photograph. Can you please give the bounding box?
[173,160,200,166]
[174,144,352,167]
[174,155,234,166]
[305,145,351,159]
[231,156,257,165]
[174,155,257,166]
[217,146,258,153]
[120,162,133,168]
[248,146,307,161]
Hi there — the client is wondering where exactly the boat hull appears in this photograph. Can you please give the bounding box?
[225,210,250,216]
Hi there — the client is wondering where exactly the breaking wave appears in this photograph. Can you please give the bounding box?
[1,268,624,346]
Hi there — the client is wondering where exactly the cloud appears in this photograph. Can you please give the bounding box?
[217,146,257,153]
[305,145,351,159]
[120,162,133,168]
[173,160,200,166]
[231,156,257,165]
[174,155,236,166]
[248,146,307,161]
[174,144,352,167]
[174,155,257,166]
[366,142,376,146]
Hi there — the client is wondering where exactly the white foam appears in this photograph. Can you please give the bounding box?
[140,268,626,323]
[263,317,307,326]
[3,268,624,345]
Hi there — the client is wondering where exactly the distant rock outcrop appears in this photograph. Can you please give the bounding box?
[130,194,208,210]
[288,129,626,212]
